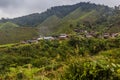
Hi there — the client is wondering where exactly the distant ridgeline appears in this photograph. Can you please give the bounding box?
[0,2,120,44]
[0,2,113,26]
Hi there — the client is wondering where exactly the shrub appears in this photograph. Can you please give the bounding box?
[62,57,117,80]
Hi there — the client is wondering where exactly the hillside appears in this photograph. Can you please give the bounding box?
[0,22,19,29]
[38,15,61,35]
[0,23,39,44]
[0,2,112,27]
[37,3,120,35]
[0,2,83,27]
[38,4,114,35]
[0,2,120,41]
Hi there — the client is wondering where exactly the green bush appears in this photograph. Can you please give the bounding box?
[62,58,117,80]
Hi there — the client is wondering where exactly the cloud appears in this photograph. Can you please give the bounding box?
[0,0,120,19]
[0,0,24,8]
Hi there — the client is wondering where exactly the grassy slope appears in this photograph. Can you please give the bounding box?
[0,22,39,44]
[37,15,61,35]
[0,22,19,29]
[38,7,120,35]
[106,12,120,33]
[56,9,98,33]
[38,7,101,35]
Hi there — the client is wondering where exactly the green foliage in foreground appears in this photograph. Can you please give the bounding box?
[62,56,120,80]
[0,37,120,79]
[0,27,39,44]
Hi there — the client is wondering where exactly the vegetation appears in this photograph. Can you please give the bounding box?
[0,2,120,80]
[0,37,120,79]
[0,2,116,35]
[0,23,39,44]
[0,2,119,37]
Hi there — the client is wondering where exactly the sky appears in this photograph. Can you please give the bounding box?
[0,0,120,19]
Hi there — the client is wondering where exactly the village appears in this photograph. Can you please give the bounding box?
[20,34,69,44]
[74,28,120,39]
[20,29,120,44]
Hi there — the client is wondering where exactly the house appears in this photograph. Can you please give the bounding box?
[37,36,55,40]
[74,29,86,33]
[111,33,119,38]
[37,37,44,40]
[103,33,110,39]
[27,39,38,44]
[43,36,54,40]
[59,34,69,40]
[85,34,93,38]
[20,41,27,44]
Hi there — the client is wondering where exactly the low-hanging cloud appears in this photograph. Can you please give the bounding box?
[0,0,120,19]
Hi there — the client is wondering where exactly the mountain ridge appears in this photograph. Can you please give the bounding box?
[0,2,112,27]
[0,2,120,43]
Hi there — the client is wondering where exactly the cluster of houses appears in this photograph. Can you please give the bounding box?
[20,29,120,44]
[20,34,69,44]
[102,33,119,39]
[74,29,120,39]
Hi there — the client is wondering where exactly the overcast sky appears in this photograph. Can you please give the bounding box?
[0,0,120,19]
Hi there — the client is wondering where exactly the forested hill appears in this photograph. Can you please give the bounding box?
[0,2,120,36]
[0,2,112,27]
